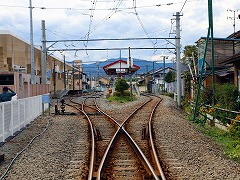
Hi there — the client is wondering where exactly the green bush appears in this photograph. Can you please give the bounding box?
[164,71,176,83]
[199,86,213,105]
[228,124,240,138]
[113,90,130,97]
[115,78,130,95]
[164,92,174,98]
[200,84,239,110]
[215,84,239,111]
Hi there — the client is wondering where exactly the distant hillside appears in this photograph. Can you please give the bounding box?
[67,57,173,76]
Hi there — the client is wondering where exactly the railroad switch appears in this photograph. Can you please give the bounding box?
[142,127,147,140]
[0,154,4,163]
[96,129,102,141]
[60,99,65,114]
[55,105,60,115]
[54,99,76,115]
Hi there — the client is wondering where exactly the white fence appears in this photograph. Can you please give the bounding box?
[0,95,49,142]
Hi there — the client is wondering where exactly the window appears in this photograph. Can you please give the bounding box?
[0,74,14,85]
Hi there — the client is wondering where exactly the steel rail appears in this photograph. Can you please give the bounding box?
[66,97,96,180]
[95,127,121,179]
[148,95,166,180]
[94,98,121,127]
[95,95,160,179]
[121,127,160,179]
[69,94,165,179]
[80,96,122,179]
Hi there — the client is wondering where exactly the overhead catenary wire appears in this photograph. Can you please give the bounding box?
[81,0,124,45]
[0,1,200,11]
[132,0,156,49]
[0,0,200,63]
[179,0,188,14]
[73,0,124,60]
[45,37,178,43]
[47,47,175,52]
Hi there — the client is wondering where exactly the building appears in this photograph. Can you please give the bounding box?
[103,59,140,77]
[196,32,240,88]
[0,30,81,98]
[219,31,240,91]
[71,60,88,91]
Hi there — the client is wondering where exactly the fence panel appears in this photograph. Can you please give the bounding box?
[4,103,12,139]
[0,103,3,142]
[0,95,49,143]
[19,99,25,129]
[13,100,22,133]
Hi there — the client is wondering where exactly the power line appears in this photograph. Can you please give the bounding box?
[47,47,175,52]
[45,37,178,43]
[0,1,201,11]
[83,0,123,42]
[132,0,156,48]
[179,0,188,14]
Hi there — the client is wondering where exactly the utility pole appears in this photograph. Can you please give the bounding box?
[53,59,56,96]
[78,70,80,92]
[41,20,47,84]
[175,12,182,107]
[29,0,35,84]
[63,54,66,90]
[163,56,166,93]
[146,65,148,92]
[209,0,215,106]
[90,69,92,89]
[97,62,100,86]
[152,61,155,94]
[72,66,75,90]
[66,70,69,87]
[193,0,215,121]
[128,47,133,101]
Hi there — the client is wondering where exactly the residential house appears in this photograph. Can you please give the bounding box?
[196,32,240,88]
[0,30,84,98]
[219,31,240,91]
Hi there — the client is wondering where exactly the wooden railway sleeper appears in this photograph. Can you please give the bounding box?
[93,126,98,140]
[96,128,102,141]
[142,126,149,140]
[142,127,146,140]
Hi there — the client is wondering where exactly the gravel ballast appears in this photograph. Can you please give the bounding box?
[153,95,240,179]
[0,107,89,179]
[0,95,239,179]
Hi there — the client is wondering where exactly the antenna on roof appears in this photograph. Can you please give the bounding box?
[227,9,240,33]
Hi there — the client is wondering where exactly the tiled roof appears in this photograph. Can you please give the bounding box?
[227,30,240,38]
[219,52,240,64]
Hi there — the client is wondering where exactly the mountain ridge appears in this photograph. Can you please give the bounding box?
[67,57,174,76]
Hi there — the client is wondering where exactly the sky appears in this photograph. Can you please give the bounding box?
[0,0,239,64]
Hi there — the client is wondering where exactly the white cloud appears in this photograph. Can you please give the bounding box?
[0,0,239,63]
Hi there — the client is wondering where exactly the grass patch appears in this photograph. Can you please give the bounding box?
[196,125,240,163]
[107,95,137,103]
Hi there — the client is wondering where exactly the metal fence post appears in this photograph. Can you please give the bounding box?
[18,101,20,131]
[1,104,4,142]
[11,101,13,136]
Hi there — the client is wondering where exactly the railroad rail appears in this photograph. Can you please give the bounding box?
[65,94,166,179]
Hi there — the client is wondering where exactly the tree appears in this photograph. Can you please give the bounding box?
[115,78,129,95]
[164,71,176,83]
[182,45,198,64]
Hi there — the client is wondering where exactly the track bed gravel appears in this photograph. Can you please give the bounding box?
[0,95,239,179]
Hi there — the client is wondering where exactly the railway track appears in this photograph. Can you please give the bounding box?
[65,94,166,180]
